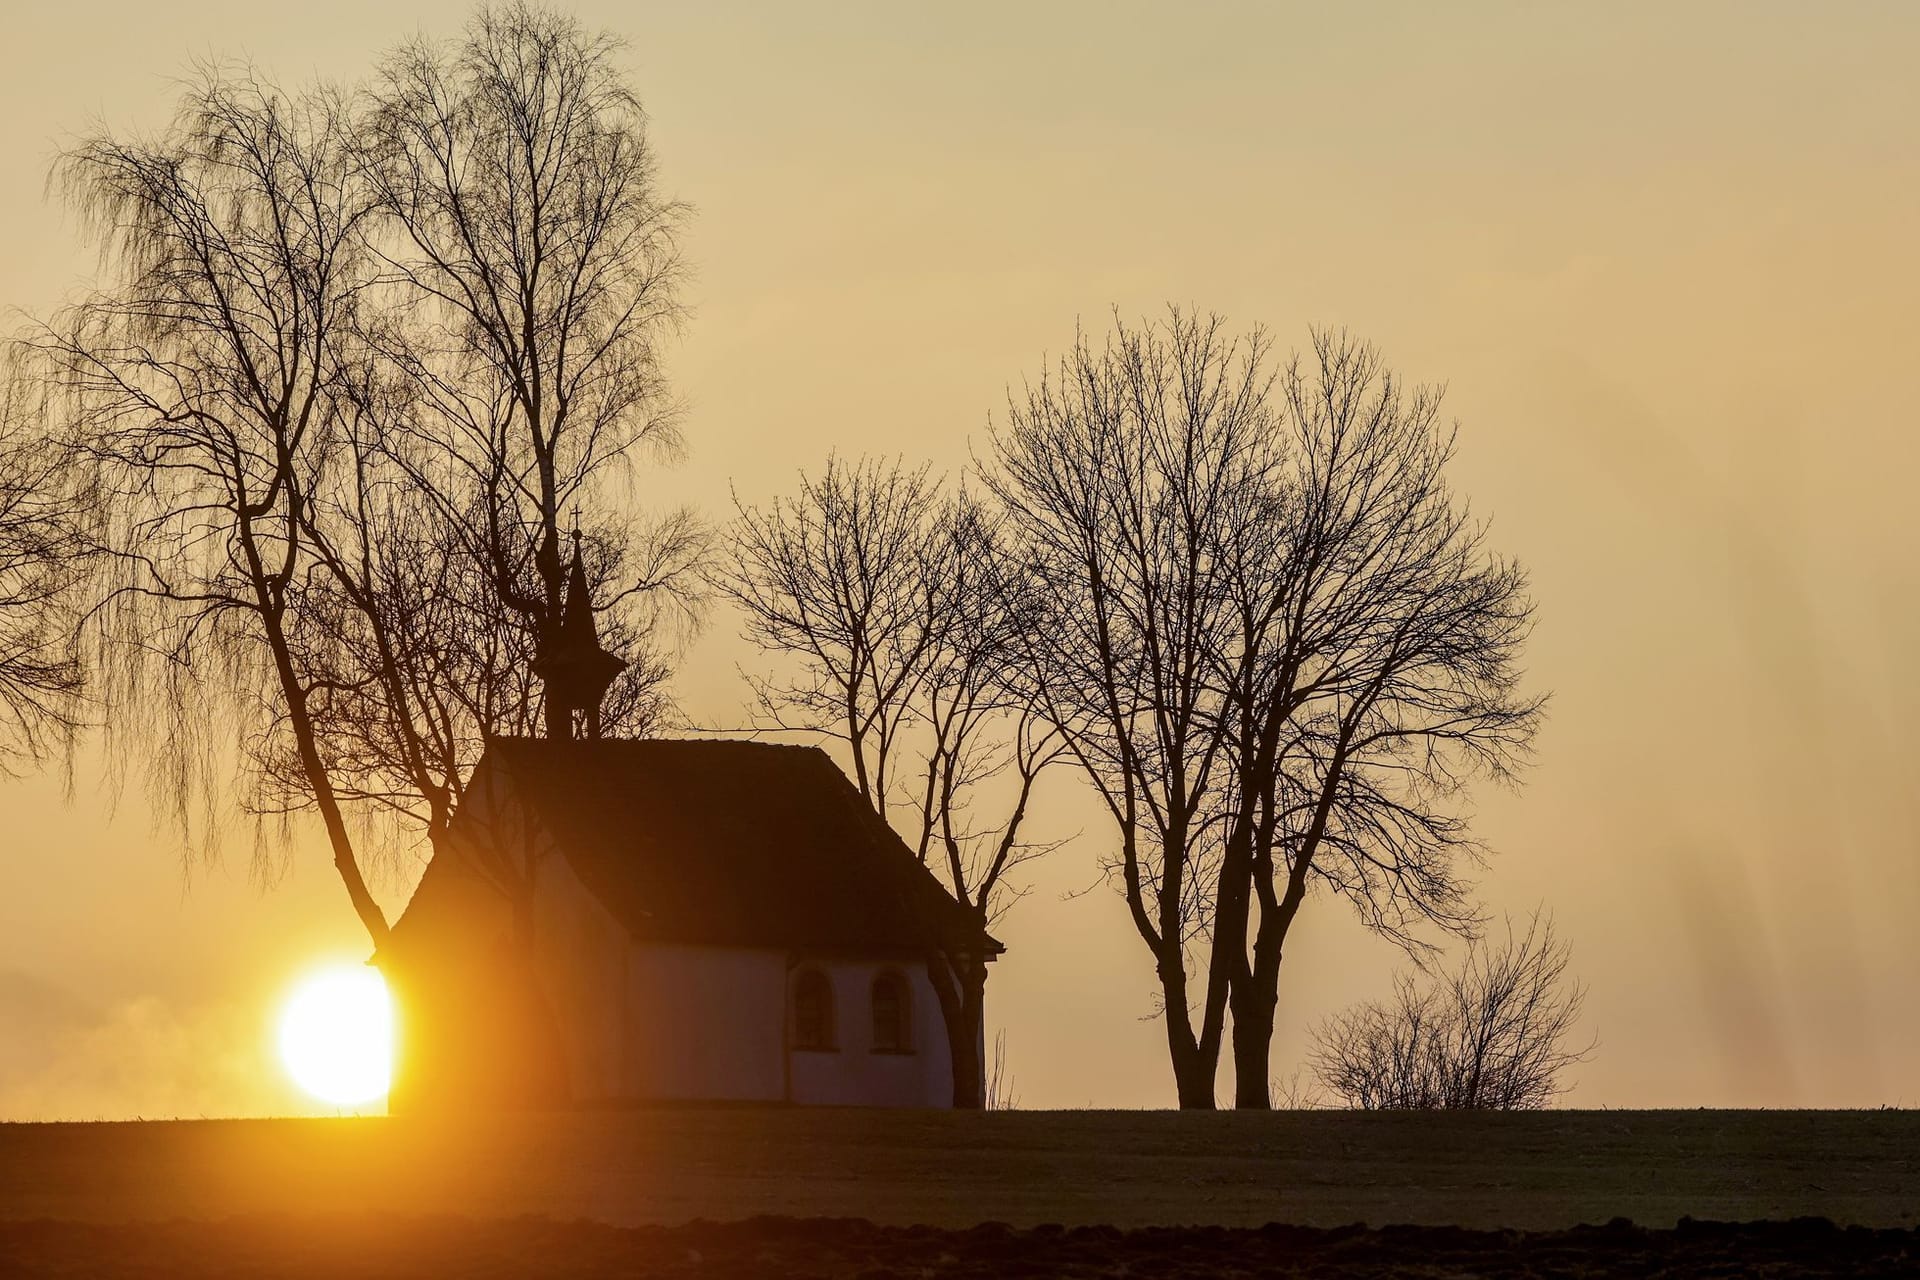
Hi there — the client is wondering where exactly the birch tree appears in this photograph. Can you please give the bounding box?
[358,0,695,744]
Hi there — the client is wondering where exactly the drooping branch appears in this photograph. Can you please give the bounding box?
[0,381,89,770]
[37,67,393,945]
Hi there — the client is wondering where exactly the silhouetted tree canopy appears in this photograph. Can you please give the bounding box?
[985,311,1545,1107]
[724,314,1544,1110]
[715,456,1063,1107]
[27,2,700,947]
[0,387,86,768]
[360,0,695,744]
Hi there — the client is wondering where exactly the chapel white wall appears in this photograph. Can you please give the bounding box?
[528,849,631,1101]
[624,944,788,1101]
[491,759,969,1108]
[787,959,955,1108]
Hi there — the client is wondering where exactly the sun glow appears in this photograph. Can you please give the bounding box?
[278,964,392,1108]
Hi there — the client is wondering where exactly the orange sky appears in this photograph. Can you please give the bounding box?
[3,1,1918,1116]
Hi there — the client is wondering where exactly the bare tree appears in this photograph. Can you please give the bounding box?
[276,355,691,852]
[985,311,1278,1108]
[35,5,700,973]
[908,495,1067,900]
[35,68,400,944]
[905,494,1066,1108]
[985,313,1542,1108]
[358,0,695,744]
[1310,912,1592,1110]
[714,457,1060,1107]
[0,386,87,768]
[1220,330,1544,1106]
[716,456,947,808]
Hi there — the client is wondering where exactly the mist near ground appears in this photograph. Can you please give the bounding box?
[2,0,1916,1116]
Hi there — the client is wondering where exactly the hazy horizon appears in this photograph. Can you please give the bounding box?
[3,0,1917,1117]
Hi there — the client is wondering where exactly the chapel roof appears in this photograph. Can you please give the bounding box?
[451,736,1002,957]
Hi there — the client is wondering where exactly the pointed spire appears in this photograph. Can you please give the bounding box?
[562,538,601,649]
[533,536,628,738]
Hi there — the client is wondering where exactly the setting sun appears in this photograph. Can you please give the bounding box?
[278,965,392,1109]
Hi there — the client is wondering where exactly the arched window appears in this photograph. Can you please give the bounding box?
[791,968,835,1051]
[871,970,911,1053]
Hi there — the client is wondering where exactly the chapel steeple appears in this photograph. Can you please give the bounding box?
[533,534,628,739]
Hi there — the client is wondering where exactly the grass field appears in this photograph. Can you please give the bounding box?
[2,1108,1916,1231]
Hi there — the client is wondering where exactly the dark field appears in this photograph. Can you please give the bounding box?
[2,1109,1916,1275]
[5,1215,1919,1278]
[4,1108,1916,1229]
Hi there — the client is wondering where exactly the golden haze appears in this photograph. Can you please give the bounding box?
[1,1,1916,1115]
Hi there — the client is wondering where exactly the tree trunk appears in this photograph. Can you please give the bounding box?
[1159,957,1218,1109]
[1167,1032,1217,1108]
[953,962,986,1110]
[1229,980,1277,1108]
[929,948,986,1108]
[1229,875,1300,1108]
[248,562,390,952]
[1211,799,1261,1108]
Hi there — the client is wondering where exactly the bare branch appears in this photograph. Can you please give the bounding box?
[1310,911,1594,1110]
